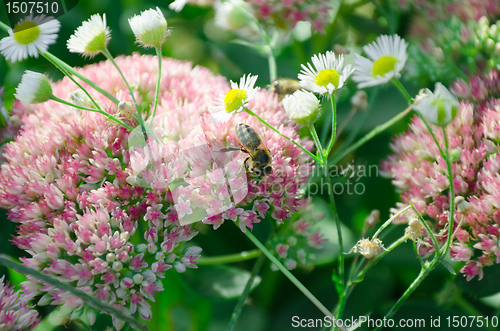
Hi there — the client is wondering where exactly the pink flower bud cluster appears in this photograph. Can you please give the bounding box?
[270,198,327,270]
[0,54,321,327]
[382,70,500,281]
[246,0,332,33]
[0,276,40,331]
[402,0,500,23]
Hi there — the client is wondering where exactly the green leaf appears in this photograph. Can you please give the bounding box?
[179,265,261,301]
[306,197,355,266]
[441,260,456,275]
[331,270,343,295]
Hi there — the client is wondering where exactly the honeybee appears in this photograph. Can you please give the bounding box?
[270,78,301,99]
[220,124,273,176]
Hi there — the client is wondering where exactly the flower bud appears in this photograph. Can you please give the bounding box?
[282,89,320,126]
[364,209,380,229]
[413,82,459,127]
[128,7,169,48]
[214,0,253,31]
[15,70,52,104]
[350,90,369,111]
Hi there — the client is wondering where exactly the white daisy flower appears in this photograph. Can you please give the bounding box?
[67,14,110,57]
[128,7,169,48]
[15,71,53,104]
[169,0,189,12]
[282,90,320,126]
[413,82,459,127]
[352,34,408,89]
[209,74,259,124]
[298,51,354,96]
[0,14,60,63]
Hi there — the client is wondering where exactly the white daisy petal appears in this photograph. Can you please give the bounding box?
[413,82,459,127]
[129,7,169,48]
[15,70,52,104]
[67,14,110,57]
[298,51,354,96]
[352,34,408,89]
[0,14,60,63]
[282,90,320,126]
[208,74,259,125]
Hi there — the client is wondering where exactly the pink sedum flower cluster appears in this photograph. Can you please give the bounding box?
[0,276,40,331]
[401,0,500,23]
[0,54,320,327]
[180,0,331,33]
[246,0,332,33]
[382,70,500,281]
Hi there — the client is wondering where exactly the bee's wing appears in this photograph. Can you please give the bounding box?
[217,147,242,153]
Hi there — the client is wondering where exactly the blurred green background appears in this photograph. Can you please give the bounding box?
[1,0,500,330]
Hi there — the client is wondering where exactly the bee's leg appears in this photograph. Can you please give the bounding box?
[244,157,250,169]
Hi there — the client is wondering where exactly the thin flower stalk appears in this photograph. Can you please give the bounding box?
[42,52,105,115]
[245,108,321,164]
[42,51,119,104]
[330,106,412,166]
[327,172,344,319]
[307,124,324,162]
[101,47,148,139]
[51,95,134,131]
[243,230,343,328]
[324,95,337,159]
[150,45,162,123]
[409,201,439,254]
[227,249,267,331]
[196,250,261,265]
[334,205,411,322]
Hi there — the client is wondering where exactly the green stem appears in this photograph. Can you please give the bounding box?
[102,48,139,111]
[102,47,148,140]
[0,20,11,32]
[409,201,440,255]
[335,107,358,141]
[51,96,133,131]
[325,95,337,158]
[245,108,321,164]
[441,127,455,257]
[372,205,412,239]
[307,124,324,163]
[392,78,413,103]
[374,256,440,331]
[0,255,150,331]
[43,52,104,114]
[150,46,162,124]
[42,52,119,104]
[244,231,337,322]
[197,250,261,265]
[326,172,344,321]
[330,106,411,165]
[416,114,447,163]
[334,205,412,327]
[227,252,267,331]
[267,46,277,83]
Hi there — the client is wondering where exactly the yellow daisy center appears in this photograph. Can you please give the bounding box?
[224,88,248,113]
[13,22,40,45]
[372,55,397,77]
[314,69,340,89]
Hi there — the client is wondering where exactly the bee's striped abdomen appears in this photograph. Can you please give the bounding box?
[236,124,262,150]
